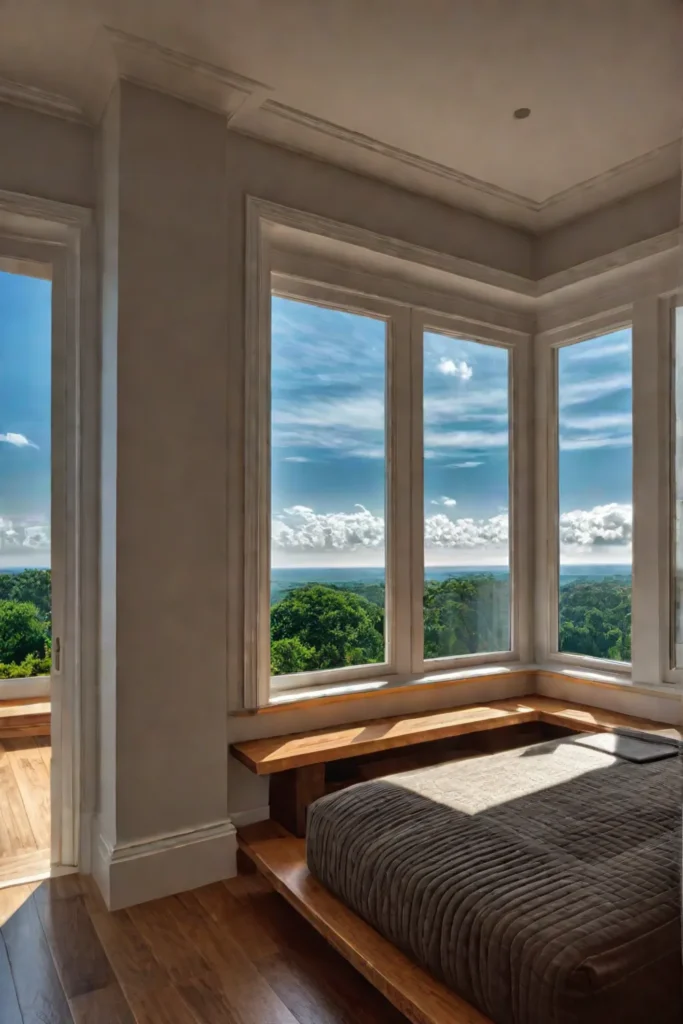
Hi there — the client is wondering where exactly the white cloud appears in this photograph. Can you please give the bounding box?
[0,433,38,450]
[272,502,634,566]
[450,461,483,468]
[274,504,385,554]
[559,373,631,409]
[559,502,631,548]
[283,456,312,463]
[424,512,508,549]
[431,496,457,507]
[559,410,632,451]
[424,429,508,450]
[437,357,473,380]
[569,338,630,361]
[0,517,50,552]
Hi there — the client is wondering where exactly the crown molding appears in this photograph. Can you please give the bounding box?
[0,29,677,235]
[535,141,682,229]
[0,75,88,124]
[104,27,271,123]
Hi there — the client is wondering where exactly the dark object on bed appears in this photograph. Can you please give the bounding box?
[306,734,681,1024]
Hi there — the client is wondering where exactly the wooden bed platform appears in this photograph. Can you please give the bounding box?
[234,695,681,1024]
[238,820,492,1024]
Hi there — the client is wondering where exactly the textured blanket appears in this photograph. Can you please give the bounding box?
[307,735,681,1024]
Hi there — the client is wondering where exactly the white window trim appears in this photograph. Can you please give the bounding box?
[0,189,96,871]
[244,198,532,707]
[666,296,683,683]
[535,297,678,685]
[243,196,680,708]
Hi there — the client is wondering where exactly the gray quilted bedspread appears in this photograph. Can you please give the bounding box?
[306,736,681,1024]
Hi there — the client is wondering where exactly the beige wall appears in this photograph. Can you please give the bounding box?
[536,177,681,279]
[0,103,94,206]
[99,81,231,847]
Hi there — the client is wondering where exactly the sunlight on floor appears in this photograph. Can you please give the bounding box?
[0,736,50,889]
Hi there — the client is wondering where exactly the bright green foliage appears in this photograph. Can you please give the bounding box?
[559,578,631,661]
[0,653,51,677]
[271,583,384,673]
[423,574,509,659]
[0,569,51,621]
[270,574,633,673]
[0,570,53,679]
[0,600,50,666]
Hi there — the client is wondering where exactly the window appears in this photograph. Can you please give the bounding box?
[270,294,388,678]
[556,330,632,664]
[0,269,52,682]
[245,206,682,707]
[423,331,510,660]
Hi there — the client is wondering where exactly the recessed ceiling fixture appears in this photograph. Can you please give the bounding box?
[513,107,531,119]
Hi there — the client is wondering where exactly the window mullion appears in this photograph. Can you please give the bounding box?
[385,307,413,675]
[631,298,668,684]
[409,310,426,673]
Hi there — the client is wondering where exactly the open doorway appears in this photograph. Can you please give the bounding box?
[0,266,53,886]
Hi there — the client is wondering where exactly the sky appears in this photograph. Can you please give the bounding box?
[0,270,51,569]
[271,295,633,569]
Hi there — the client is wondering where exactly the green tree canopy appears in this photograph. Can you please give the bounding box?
[270,584,384,673]
[0,569,51,621]
[0,600,50,665]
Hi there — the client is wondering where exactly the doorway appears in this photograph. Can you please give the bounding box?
[0,265,53,885]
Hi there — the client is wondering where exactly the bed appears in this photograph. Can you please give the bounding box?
[306,732,681,1024]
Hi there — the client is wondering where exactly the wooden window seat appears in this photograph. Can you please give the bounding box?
[231,693,681,836]
[235,696,681,1024]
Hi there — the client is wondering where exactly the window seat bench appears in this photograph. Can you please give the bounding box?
[230,694,681,836]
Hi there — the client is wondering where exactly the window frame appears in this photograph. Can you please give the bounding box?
[411,308,532,674]
[535,312,634,674]
[267,276,411,695]
[244,233,532,705]
[535,299,677,684]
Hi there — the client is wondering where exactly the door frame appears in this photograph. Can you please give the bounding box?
[0,189,95,872]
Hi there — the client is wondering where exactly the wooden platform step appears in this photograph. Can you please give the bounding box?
[238,821,491,1024]
[0,699,50,740]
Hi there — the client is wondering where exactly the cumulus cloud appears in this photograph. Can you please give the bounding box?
[274,505,385,553]
[272,502,633,560]
[431,496,457,507]
[437,357,473,380]
[0,517,50,552]
[559,503,631,548]
[0,433,38,450]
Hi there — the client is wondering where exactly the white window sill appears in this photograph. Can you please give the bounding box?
[247,661,683,714]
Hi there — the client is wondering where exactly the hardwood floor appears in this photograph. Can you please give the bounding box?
[0,737,51,887]
[0,873,411,1023]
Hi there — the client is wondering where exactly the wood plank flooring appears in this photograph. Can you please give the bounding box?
[0,873,411,1023]
[0,737,51,886]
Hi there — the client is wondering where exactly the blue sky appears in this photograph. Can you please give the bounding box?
[271,296,632,568]
[0,271,51,568]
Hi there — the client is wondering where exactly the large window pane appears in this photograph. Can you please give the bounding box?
[423,332,510,659]
[0,270,52,680]
[270,295,386,675]
[557,329,632,661]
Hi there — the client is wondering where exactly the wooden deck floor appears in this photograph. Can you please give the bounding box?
[0,872,410,1024]
[0,737,51,887]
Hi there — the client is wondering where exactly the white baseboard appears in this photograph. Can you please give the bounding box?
[230,805,270,829]
[92,818,237,910]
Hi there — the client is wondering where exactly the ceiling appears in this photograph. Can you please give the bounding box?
[0,0,681,227]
